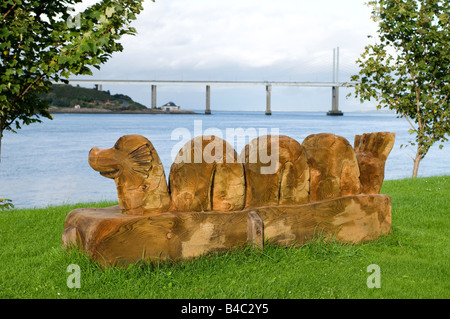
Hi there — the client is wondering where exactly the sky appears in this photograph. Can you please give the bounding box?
[73,0,381,112]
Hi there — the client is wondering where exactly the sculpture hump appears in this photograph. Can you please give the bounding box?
[169,135,245,212]
[302,133,361,202]
[86,132,394,212]
[240,135,310,208]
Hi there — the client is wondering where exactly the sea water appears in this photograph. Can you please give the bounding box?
[0,111,448,208]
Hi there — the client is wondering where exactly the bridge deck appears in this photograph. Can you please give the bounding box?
[58,79,354,115]
[64,79,356,87]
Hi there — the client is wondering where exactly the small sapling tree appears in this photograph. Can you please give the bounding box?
[350,0,449,177]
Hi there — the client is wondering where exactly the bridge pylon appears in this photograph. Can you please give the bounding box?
[327,47,343,116]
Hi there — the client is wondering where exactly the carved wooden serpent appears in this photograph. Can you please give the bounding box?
[62,132,395,266]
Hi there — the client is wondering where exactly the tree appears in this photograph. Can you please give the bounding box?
[0,0,147,158]
[349,0,450,177]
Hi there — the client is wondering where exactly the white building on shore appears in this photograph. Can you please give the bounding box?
[161,101,180,112]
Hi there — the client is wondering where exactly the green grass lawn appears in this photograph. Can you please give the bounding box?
[0,176,448,299]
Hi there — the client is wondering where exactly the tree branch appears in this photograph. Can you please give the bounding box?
[16,74,45,101]
[4,116,17,130]
[12,37,66,106]
[404,149,414,161]
[408,70,424,131]
[401,112,417,132]
[399,27,424,132]
[437,92,449,109]
[429,92,450,143]
[2,3,17,20]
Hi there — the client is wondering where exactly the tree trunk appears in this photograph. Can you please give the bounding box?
[0,129,2,163]
[412,152,421,178]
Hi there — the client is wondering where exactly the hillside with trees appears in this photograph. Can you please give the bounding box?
[42,84,148,111]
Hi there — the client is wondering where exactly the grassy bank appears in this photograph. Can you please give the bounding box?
[0,176,448,299]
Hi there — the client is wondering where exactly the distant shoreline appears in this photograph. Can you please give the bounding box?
[48,107,198,114]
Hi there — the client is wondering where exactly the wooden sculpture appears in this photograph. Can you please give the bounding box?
[241,135,310,207]
[354,132,396,194]
[88,134,170,215]
[63,132,395,266]
[302,133,361,201]
[169,135,245,212]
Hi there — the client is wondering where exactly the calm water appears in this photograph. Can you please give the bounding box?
[0,111,449,208]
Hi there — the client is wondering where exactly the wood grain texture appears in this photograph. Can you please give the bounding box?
[257,194,391,245]
[86,132,394,215]
[63,205,248,266]
[62,194,391,266]
[354,132,395,194]
[240,135,310,208]
[302,133,361,202]
[247,211,264,249]
[169,135,245,212]
[88,135,170,216]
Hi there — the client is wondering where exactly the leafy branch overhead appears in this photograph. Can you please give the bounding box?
[349,0,450,177]
[0,0,147,144]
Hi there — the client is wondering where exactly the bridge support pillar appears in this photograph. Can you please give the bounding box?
[151,85,157,109]
[205,85,211,114]
[265,85,272,115]
[327,86,343,116]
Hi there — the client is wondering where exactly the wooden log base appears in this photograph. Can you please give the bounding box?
[62,194,391,266]
[247,211,264,250]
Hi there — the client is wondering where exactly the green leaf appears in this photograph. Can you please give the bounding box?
[105,6,115,18]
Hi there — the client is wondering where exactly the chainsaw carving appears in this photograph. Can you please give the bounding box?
[169,135,245,212]
[354,132,395,194]
[302,133,361,202]
[241,135,310,208]
[63,132,395,266]
[88,134,170,215]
